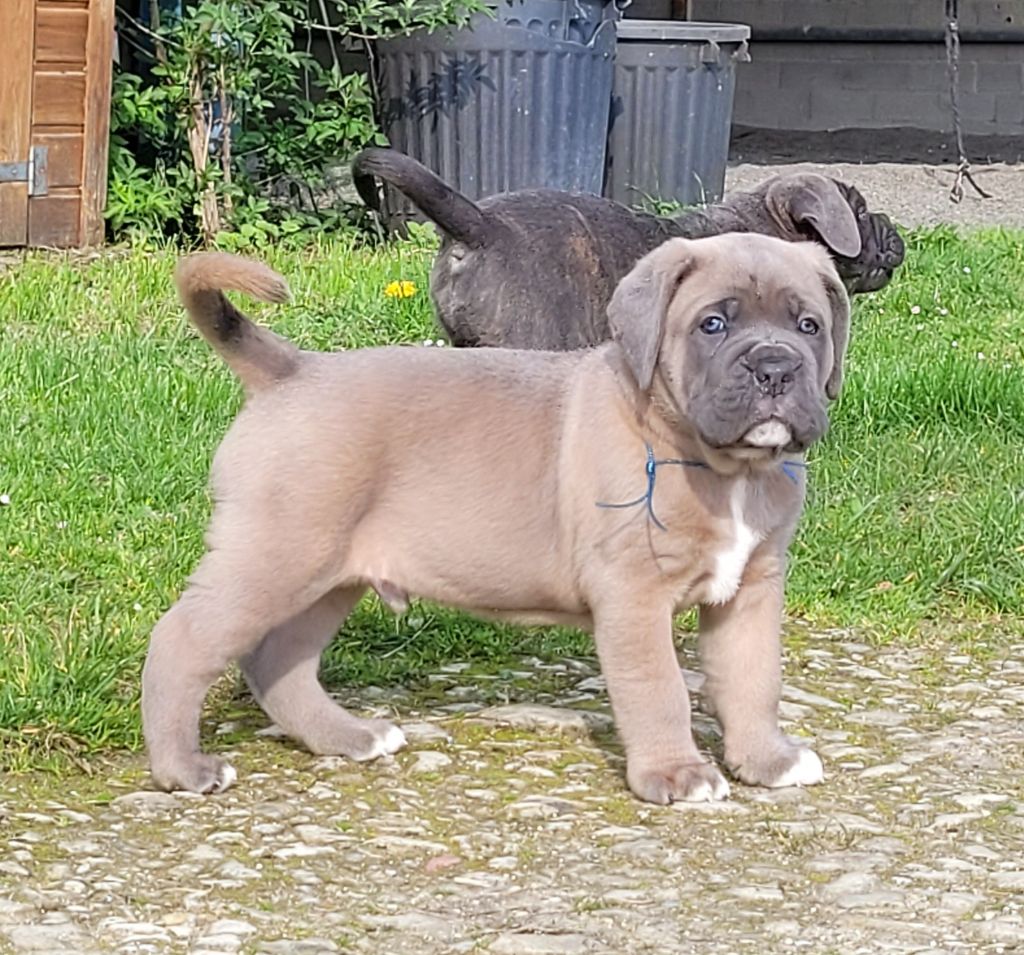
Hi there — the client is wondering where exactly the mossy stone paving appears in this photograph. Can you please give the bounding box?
[1,630,1022,954]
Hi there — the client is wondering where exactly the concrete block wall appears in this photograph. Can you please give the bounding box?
[689,0,1022,35]
[727,41,1024,134]
[682,0,1024,135]
[623,0,674,17]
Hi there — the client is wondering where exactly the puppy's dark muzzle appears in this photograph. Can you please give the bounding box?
[741,343,803,398]
[836,212,905,293]
[877,219,906,271]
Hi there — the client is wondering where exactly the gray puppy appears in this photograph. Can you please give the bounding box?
[143,235,847,803]
[353,148,904,351]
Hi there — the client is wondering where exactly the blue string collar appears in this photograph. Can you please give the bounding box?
[596,443,806,531]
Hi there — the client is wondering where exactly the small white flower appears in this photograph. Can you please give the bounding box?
[951,340,959,348]
[133,602,143,612]
[915,323,924,331]
[910,305,921,315]
[977,352,985,360]
[56,520,68,529]
[963,266,972,274]
[939,307,949,316]
[0,493,10,506]
[422,339,434,347]
[435,339,446,347]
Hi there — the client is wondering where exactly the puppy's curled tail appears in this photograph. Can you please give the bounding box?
[352,147,490,247]
[175,252,298,393]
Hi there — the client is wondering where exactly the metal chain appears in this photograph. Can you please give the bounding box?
[944,0,991,203]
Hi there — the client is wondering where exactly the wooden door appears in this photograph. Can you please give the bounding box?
[0,1,37,245]
[0,0,115,248]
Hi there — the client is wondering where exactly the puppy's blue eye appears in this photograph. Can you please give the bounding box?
[797,317,820,335]
[700,315,726,335]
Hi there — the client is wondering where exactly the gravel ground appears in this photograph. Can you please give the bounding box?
[2,626,1023,955]
[726,126,1024,230]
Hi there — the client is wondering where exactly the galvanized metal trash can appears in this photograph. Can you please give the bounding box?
[374,1,620,228]
[605,20,750,209]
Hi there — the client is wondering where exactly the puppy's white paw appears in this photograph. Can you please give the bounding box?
[680,772,731,803]
[381,724,407,755]
[150,754,237,795]
[628,759,731,805]
[766,747,824,788]
[352,721,407,761]
[309,717,407,762]
[727,736,825,790]
[209,762,238,793]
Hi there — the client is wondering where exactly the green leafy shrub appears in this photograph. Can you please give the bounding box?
[108,0,486,245]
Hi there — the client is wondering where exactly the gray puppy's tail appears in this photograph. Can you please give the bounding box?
[175,252,298,393]
[352,147,490,247]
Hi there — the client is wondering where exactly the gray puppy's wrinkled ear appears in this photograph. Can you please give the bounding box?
[607,238,694,391]
[767,174,862,259]
[819,260,851,400]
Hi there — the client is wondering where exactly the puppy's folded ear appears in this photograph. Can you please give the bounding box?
[819,260,851,400]
[608,238,694,391]
[767,174,862,259]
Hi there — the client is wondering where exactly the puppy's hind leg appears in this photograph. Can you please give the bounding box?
[143,598,243,794]
[240,586,406,761]
[142,548,334,794]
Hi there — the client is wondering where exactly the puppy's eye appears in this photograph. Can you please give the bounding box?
[699,315,726,335]
[797,316,820,335]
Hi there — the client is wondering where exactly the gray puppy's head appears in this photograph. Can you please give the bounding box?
[762,173,905,295]
[608,233,850,461]
[827,179,905,293]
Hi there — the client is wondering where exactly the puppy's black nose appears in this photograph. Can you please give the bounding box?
[744,343,802,397]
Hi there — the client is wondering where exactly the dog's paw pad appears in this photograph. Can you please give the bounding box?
[629,760,730,805]
[766,747,824,788]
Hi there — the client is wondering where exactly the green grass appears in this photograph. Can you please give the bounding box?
[1,226,1022,767]
[792,226,1024,628]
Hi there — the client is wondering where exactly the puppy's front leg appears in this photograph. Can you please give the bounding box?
[592,597,730,804]
[698,546,824,789]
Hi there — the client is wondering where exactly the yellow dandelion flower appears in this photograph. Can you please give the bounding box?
[384,280,417,299]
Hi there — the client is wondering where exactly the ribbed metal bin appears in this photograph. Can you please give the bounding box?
[374,2,619,228]
[605,20,750,208]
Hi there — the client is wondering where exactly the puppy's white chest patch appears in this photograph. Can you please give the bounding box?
[704,480,762,605]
